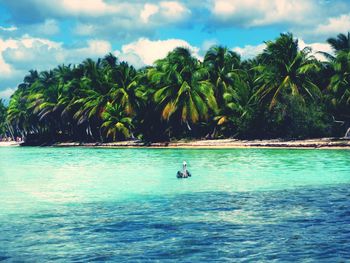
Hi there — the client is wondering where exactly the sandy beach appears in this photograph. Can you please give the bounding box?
[51,138,350,149]
[0,141,19,147]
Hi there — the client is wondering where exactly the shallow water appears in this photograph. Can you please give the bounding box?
[0,147,350,261]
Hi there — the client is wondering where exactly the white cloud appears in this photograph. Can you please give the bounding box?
[232,39,334,61]
[58,0,120,17]
[0,35,203,96]
[56,0,190,22]
[3,1,191,41]
[75,23,96,36]
[2,0,350,43]
[0,35,113,97]
[2,35,62,71]
[314,14,350,35]
[115,51,146,69]
[0,87,16,100]
[1,34,204,94]
[0,26,18,32]
[208,0,350,40]
[64,40,111,62]
[4,0,190,24]
[140,4,159,23]
[159,1,190,21]
[0,55,13,76]
[0,38,19,76]
[211,0,316,27]
[74,4,190,41]
[298,39,333,61]
[201,39,219,52]
[118,38,200,66]
[2,36,111,71]
[34,19,60,35]
[213,0,236,16]
[233,43,266,59]
[139,1,190,25]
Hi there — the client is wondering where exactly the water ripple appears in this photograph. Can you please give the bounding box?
[1,186,350,262]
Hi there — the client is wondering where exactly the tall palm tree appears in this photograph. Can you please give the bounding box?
[112,62,143,116]
[325,33,350,110]
[72,59,114,140]
[7,91,34,137]
[256,33,321,109]
[28,70,59,119]
[204,45,242,104]
[150,47,217,132]
[328,51,350,108]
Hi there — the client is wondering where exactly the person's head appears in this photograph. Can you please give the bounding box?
[183,161,187,168]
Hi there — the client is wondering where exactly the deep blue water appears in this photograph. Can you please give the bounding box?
[0,147,350,262]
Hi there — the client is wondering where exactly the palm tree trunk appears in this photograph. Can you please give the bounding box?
[211,126,217,139]
[345,127,350,138]
[186,121,192,131]
[6,121,15,141]
[99,126,104,142]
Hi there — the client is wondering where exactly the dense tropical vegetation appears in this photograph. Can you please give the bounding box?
[1,33,350,144]
[0,99,7,137]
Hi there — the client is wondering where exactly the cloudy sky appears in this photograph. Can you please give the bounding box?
[0,0,349,99]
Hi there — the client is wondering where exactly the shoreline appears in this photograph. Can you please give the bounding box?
[50,138,350,149]
[0,141,19,147]
[2,138,350,149]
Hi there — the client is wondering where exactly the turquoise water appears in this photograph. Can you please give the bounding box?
[0,147,350,261]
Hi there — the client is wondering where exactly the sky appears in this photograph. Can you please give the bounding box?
[0,0,349,100]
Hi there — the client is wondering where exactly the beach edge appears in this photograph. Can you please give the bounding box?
[48,138,350,149]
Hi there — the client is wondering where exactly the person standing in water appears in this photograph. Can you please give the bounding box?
[177,161,191,178]
[182,161,188,177]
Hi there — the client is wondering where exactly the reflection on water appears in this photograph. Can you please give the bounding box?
[0,147,350,261]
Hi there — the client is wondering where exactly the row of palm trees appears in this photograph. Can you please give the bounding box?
[1,32,350,143]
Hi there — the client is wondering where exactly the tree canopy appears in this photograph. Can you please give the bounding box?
[2,32,350,143]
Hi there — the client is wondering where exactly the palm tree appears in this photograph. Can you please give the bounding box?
[72,59,114,140]
[112,62,143,116]
[17,70,39,91]
[256,33,321,109]
[150,47,217,133]
[4,32,347,142]
[326,33,350,113]
[214,77,255,136]
[204,45,242,104]
[101,102,134,141]
[7,91,34,137]
[102,53,118,69]
[327,51,350,125]
[327,32,350,54]
[28,71,59,120]
[319,32,350,61]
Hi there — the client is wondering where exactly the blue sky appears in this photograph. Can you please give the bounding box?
[0,0,349,99]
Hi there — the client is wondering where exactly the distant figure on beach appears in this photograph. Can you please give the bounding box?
[177,161,191,178]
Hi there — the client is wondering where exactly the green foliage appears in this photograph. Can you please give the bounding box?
[0,99,7,136]
[4,32,350,143]
[256,33,321,109]
[101,102,134,141]
[150,47,217,138]
[263,95,331,139]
